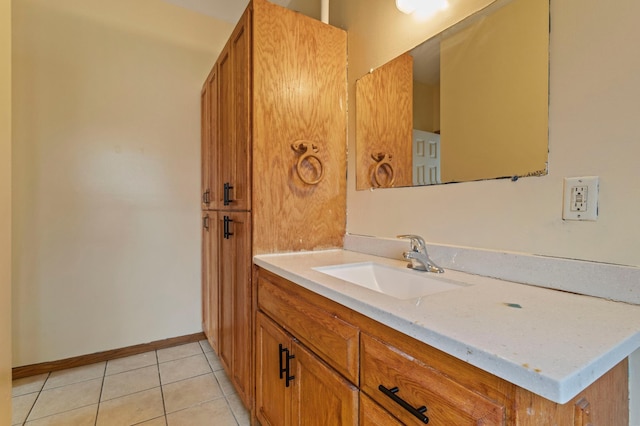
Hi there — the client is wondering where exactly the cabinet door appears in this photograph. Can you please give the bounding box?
[218,211,252,404]
[201,211,218,352]
[256,312,292,426]
[200,79,211,210]
[291,340,358,426]
[217,9,251,211]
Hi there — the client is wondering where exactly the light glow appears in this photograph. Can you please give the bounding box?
[396,0,448,18]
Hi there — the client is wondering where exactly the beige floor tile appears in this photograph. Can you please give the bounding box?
[226,393,250,426]
[198,339,213,354]
[13,373,49,397]
[204,351,223,372]
[105,351,157,376]
[12,392,39,425]
[157,343,202,363]
[96,387,164,426]
[166,399,237,426]
[158,354,211,385]
[213,369,236,396]
[24,404,97,426]
[101,364,160,401]
[28,378,102,422]
[136,416,167,425]
[162,373,223,414]
[43,362,106,390]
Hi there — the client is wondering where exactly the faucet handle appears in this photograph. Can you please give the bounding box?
[397,234,427,252]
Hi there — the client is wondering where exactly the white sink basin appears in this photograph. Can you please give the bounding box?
[313,261,470,299]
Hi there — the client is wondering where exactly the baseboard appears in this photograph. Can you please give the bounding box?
[12,332,206,380]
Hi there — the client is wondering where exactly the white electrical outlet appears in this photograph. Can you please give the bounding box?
[563,176,599,221]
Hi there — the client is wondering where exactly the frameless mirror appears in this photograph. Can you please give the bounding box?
[355,0,549,190]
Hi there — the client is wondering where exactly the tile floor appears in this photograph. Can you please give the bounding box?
[11,340,250,426]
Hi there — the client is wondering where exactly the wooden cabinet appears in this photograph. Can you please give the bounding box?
[217,210,251,403]
[361,333,505,425]
[201,0,347,413]
[216,12,251,211]
[200,211,218,352]
[256,310,358,425]
[254,266,630,426]
[360,393,403,426]
[200,66,216,210]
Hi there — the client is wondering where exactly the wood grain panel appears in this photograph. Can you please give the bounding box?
[201,75,211,210]
[360,393,403,426]
[12,332,205,380]
[515,358,628,426]
[257,271,359,385]
[361,333,505,425]
[217,210,252,407]
[356,53,413,189]
[207,65,219,210]
[255,312,292,426]
[291,340,359,425]
[252,0,347,254]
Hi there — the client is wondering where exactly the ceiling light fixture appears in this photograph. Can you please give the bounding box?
[396,0,448,18]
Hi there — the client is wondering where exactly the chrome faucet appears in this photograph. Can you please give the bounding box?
[397,235,444,273]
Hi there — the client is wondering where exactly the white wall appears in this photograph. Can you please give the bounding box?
[1,0,12,421]
[337,0,640,269]
[333,0,640,422]
[12,0,233,366]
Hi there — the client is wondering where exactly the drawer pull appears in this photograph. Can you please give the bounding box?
[378,385,429,424]
[223,182,233,205]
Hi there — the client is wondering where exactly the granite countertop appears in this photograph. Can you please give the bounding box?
[254,249,640,404]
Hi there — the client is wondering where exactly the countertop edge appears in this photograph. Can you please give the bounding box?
[253,251,640,404]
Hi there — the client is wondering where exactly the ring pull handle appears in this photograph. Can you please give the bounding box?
[371,152,395,188]
[379,385,429,424]
[291,140,325,185]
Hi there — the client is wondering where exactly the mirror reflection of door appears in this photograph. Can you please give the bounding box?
[412,130,441,186]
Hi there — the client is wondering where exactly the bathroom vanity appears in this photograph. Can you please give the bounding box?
[253,248,640,425]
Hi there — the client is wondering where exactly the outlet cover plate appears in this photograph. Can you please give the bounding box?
[563,176,599,221]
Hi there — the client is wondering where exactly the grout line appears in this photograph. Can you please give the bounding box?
[94,361,108,426]
[13,342,249,426]
[20,371,50,425]
[156,350,168,419]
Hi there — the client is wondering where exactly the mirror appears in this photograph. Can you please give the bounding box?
[355,0,549,189]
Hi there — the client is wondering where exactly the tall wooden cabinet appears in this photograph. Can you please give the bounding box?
[201,0,347,412]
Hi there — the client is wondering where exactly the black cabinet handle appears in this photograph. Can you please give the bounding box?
[279,344,287,380]
[203,215,209,231]
[223,183,233,206]
[285,350,295,388]
[277,344,295,387]
[202,189,210,205]
[378,385,429,424]
[223,216,234,239]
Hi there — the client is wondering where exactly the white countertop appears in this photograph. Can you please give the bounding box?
[254,249,640,404]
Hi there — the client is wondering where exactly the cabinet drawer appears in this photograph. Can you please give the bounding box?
[360,393,403,426]
[361,333,505,425]
[257,272,359,384]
